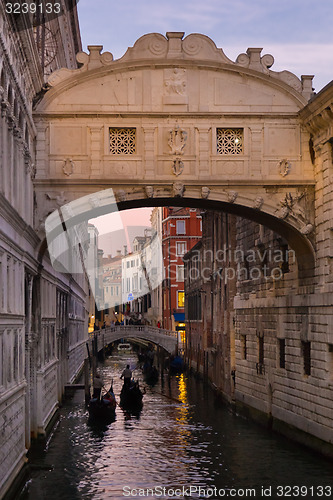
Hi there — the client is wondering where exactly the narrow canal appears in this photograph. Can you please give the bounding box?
[19,352,333,500]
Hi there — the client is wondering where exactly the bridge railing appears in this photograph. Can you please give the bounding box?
[86,325,179,357]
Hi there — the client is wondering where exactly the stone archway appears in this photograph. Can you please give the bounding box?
[33,32,315,275]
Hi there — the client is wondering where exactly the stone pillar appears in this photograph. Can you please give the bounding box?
[249,125,263,176]
[196,126,211,178]
[89,125,103,177]
[142,125,156,178]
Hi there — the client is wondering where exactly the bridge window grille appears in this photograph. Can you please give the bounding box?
[109,127,136,154]
[217,128,243,155]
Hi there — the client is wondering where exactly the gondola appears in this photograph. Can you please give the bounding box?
[88,387,117,420]
[120,380,144,411]
[143,365,159,385]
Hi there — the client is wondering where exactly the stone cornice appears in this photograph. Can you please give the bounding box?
[33,179,315,187]
[36,33,313,111]
[0,193,40,248]
[299,82,333,140]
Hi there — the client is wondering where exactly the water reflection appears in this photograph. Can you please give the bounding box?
[20,353,333,500]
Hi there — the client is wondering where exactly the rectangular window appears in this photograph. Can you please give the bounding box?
[177,290,185,308]
[217,128,243,155]
[241,335,247,360]
[126,277,130,292]
[109,127,136,154]
[176,265,184,282]
[176,241,187,256]
[328,344,333,379]
[258,336,264,365]
[126,261,130,268]
[302,341,311,376]
[279,338,286,369]
[131,260,135,267]
[176,220,186,235]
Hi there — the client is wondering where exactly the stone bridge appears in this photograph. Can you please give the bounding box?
[87,325,179,355]
[34,32,316,274]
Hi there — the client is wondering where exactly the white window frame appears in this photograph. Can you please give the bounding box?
[176,220,186,235]
[176,241,187,257]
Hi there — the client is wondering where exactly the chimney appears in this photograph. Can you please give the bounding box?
[123,245,127,255]
[117,250,122,256]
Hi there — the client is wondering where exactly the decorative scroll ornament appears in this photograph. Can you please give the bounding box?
[201,186,210,199]
[173,182,185,197]
[145,185,155,198]
[62,158,75,176]
[278,159,291,177]
[168,125,187,176]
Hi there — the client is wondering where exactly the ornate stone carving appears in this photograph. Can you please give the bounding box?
[228,191,238,203]
[168,126,187,155]
[145,186,154,198]
[168,125,187,176]
[300,223,314,235]
[172,159,184,176]
[278,159,291,177]
[116,189,127,202]
[26,162,36,180]
[62,158,75,176]
[164,68,187,96]
[173,182,185,197]
[201,186,210,199]
[253,196,264,210]
[275,192,313,233]
[45,191,67,206]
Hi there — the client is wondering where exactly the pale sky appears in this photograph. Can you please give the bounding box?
[77,0,333,93]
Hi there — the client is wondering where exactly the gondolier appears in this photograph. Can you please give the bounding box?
[120,365,132,387]
[93,373,103,400]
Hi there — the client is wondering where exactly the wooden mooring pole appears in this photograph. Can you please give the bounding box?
[84,358,90,405]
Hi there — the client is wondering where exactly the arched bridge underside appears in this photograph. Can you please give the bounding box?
[88,325,179,355]
[33,32,316,274]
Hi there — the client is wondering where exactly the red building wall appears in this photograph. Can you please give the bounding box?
[162,207,202,331]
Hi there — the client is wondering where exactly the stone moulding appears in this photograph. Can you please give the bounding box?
[45,33,313,101]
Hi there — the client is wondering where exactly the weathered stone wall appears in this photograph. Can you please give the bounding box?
[0,6,86,498]
[234,214,333,455]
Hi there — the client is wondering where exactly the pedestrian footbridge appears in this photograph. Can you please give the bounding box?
[88,325,180,355]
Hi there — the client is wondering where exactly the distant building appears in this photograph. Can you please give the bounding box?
[184,211,237,398]
[162,207,202,335]
[121,232,152,323]
[103,251,123,324]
